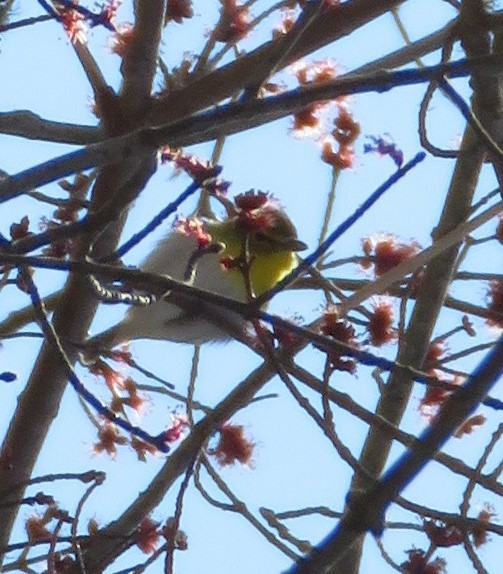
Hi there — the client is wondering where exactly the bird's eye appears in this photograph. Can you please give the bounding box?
[254,232,269,242]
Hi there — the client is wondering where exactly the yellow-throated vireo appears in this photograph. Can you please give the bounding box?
[87,191,306,351]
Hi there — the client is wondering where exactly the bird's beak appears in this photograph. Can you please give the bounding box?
[280,238,308,252]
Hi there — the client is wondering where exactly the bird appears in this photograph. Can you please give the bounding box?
[85,191,306,355]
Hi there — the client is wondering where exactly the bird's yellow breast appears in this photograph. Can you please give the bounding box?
[243,251,297,297]
[219,243,298,298]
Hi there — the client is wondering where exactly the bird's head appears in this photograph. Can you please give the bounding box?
[205,191,307,297]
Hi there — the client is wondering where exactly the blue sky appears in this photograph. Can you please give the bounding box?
[0,1,501,573]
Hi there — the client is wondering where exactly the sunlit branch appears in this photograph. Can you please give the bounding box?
[287,334,503,573]
[340,200,503,314]
[288,362,503,496]
[3,55,503,203]
[259,152,426,305]
[0,111,101,145]
[21,269,172,452]
[1,249,501,411]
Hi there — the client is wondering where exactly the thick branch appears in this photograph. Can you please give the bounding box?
[1,55,497,203]
[0,2,166,563]
[288,335,503,573]
[0,111,101,145]
[147,0,408,125]
[330,127,485,574]
[70,360,279,573]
